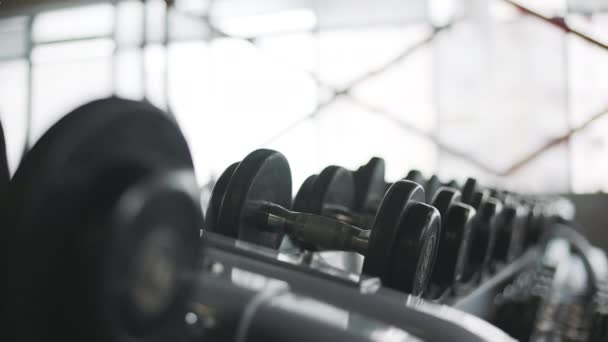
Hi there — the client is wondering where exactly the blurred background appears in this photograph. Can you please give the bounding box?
[1,0,607,198]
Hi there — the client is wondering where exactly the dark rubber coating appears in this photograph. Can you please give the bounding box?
[362,180,424,282]
[353,157,386,213]
[0,97,194,341]
[206,162,239,233]
[464,197,503,281]
[431,187,461,220]
[293,175,317,212]
[307,165,355,215]
[425,175,441,204]
[387,202,441,296]
[430,202,476,290]
[216,149,292,249]
[461,178,478,205]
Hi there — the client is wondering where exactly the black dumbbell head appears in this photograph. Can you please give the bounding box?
[206,162,238,232]
[216,149,292,249]
[425,175,441,203]
[465,197,503,280]
[353,157,386,213]
[296,165,355,215]
[387,201,441,296]
[430,202,476,290]
[293,174,317,212]
[431,186,461,220]
[461,178,478,205]
[405,169,425,186]
[362,180,426,289]
[470,189,490,211]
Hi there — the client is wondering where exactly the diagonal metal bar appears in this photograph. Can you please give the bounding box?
[349,94,608,177]
[331,25,449,93]
[501,105,608,176]
[503,0,608,51]
[345,95,504,175]
[260,25,450,146]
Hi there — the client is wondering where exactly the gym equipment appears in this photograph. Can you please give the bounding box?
[208,149,441,296]
[0,118,9,200]
[0,97,199,341]
[0,96,599,342]
[352,157,442,210]
[294,164,477,298]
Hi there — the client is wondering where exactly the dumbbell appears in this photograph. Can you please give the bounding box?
[206,149,441,296]
[352,157,445,211]
[0,98,401,341]
[350,158,505,284]
[461,179,533,270]
[0,98,200,341]
[2,97,515,342]
[294,164,477,298]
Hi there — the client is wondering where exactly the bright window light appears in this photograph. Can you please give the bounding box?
[211,9,317,37]
[31,39,114,64]
[32,4,114,43]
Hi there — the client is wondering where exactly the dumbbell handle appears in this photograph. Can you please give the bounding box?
[254,202,369,255]
[322,206,375,229]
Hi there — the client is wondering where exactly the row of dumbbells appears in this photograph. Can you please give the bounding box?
[203,148,569,299]
[0,97,571,341]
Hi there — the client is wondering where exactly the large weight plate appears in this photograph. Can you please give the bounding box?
[387,202,441,296]
[0,97,195,341]
[205,162,239,233]
[353,157,386,213]
[216,149,292,249]
[429,202,476,291]
[362,180,424,282]
[108,171,201,339]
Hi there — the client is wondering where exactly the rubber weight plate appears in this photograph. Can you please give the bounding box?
[492,205,515,263]
[362,180,424,282]
[445,179,460,188]
[431,187,461,220]
[308,166,355,215]
[426,175,441,204]
[463,197,503,281]
[206,162,239,233]
[429,202,476,291]
[293,175,317,212]
[405,169,425,186]
[0,97,194,341]
[216,149,292,249]
[353,157,386,213]
[506,205,529,261]
[461,178,478,205]
[470,189,490,211]
[387,202,441,296]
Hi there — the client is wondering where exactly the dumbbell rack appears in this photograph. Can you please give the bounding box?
[453,248,538,319]
[203,228,539,319]
[195,232,527,341]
